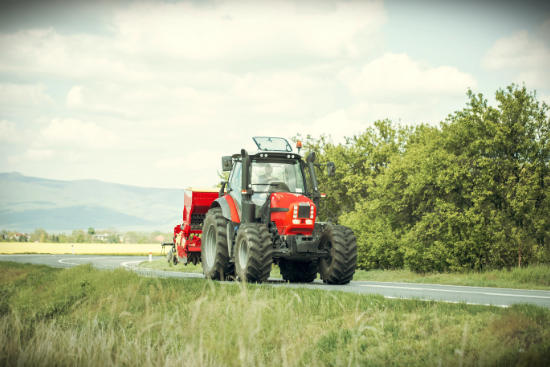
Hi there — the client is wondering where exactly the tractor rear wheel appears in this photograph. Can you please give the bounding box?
[318,225,357,284]
[279,259,318,283]
[234,223,273,282]
[201,207,234,280]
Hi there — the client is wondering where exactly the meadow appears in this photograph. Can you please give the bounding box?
[0,242,161,255]
[1,261,549,366]
[141,259,550,290]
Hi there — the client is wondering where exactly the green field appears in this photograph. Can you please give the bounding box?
[1,261,548,366]
[140,260,550,290]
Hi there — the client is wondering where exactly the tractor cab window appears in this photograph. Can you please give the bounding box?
[228,161,242,206]
[251,161,305,193]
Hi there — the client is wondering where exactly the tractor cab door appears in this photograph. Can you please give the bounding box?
[227,161,242,215]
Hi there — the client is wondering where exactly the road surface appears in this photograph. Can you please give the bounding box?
[1,254,549,309]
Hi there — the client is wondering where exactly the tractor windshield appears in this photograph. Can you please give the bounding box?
[251,161,305,193]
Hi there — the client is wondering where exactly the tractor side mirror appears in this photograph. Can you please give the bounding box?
[327,162,335,177]
[222,156,233,171]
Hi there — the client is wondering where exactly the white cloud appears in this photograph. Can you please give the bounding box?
[483,30,550,70]
[25,149,54,161]
[483,28,550,89]
[112,0,386,61]
[342,53,477,99]
[0,83,53,107]
[0,1,484,188]
[0,120,17,142]
[66,86,83,108]
[0,1,386,83]
[40,118,118,149]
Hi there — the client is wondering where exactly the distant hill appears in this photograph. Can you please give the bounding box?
[0,172,187,232]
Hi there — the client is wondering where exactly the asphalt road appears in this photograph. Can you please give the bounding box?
[2,254,549,309]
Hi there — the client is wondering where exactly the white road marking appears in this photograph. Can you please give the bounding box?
[353,280,549,293]
[359,284,550,299]
[58,257,94,266]
[121,260,143,269]
[382,295,508,308]
[59,257,141,268]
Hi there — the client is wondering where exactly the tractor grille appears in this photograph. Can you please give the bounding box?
[190,213,206,230]
[298,204,310,218]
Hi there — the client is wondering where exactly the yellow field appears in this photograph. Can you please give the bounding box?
[0,242,162,255]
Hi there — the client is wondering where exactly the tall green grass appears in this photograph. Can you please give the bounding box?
[1,261,549,366]
[142,260,550,290]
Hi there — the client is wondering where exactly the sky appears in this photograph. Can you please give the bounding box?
[0,0,549,188]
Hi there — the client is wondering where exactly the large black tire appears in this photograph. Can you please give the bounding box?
[234,223,273,282]
[201,207,234,280]
[167,247,178,266]
[279,259,318,283]
[318,225,357,284]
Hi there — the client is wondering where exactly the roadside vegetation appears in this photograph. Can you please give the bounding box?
[141,260,550,290]
[1,262,549,366]
[303,85,550,272]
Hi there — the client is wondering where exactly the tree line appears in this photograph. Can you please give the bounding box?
[303,85,549,272]
[1,228,172,244]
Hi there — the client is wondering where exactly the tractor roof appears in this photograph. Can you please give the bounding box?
[252,136,293,153]
[231,151,302,161]
[230,137,302,160]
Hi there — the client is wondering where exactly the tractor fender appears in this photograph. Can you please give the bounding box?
[211,195,240,223]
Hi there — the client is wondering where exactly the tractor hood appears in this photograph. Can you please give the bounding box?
[269,192,316,236]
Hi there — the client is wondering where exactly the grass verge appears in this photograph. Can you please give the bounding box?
[1,261,549,366]
[141,260,550,290]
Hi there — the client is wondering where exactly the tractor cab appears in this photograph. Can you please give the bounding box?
[222,137,321,235]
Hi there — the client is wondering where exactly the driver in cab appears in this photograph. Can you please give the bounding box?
[257,165,276,185]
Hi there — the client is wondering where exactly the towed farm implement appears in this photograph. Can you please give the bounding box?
[164,137,357,284]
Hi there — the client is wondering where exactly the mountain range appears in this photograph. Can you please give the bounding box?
[0,172,188,232]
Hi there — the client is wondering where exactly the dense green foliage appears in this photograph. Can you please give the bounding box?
[302,85,550,272]
[1,262,549,366]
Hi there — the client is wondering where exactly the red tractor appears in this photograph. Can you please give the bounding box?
[166,137,357,284]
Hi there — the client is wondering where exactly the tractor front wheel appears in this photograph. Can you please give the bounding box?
[318,225,357,284]
[279,259,318,283]
[234,223,273,282]
[201,207,234,280]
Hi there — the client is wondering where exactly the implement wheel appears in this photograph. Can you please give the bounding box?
[201,207,234,280]
[279,259,318,283]
[235,223,273,282]
[166,247,178,266]
[318,225,357,284]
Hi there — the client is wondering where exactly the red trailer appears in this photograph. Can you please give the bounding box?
[166,188,219,265]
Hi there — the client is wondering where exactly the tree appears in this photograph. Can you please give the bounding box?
[305,85,549,272]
